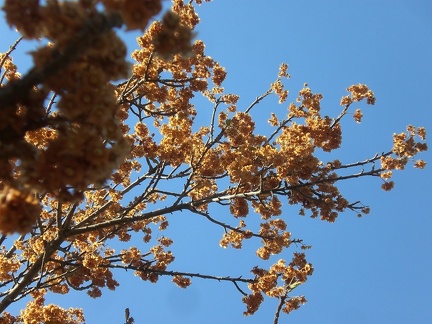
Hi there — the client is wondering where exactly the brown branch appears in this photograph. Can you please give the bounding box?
[45,91,58,115]
[0,235,65,312]
[266,115,294,145]
[61,202,78,232]
[330,103,351,128]
[331,151,391,170]
[67,202,191,236]
[188,207,272,239]
[285,168,383,192]
[0,36,23,84]
[245,88,273,114]
[209,97,222,140]
[274,294,287,324]
[5,234,25,259]
[107,264,255,284]
[0,37,23,68]
[116,75,137,104]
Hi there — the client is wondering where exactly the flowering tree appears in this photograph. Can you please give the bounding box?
[0,0,427,323]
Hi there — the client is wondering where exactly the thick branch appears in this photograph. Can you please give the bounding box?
[0,236,64,312]
[67,202,191,236]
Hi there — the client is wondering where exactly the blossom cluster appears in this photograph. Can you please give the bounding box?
[378,125,427,190]
[243,255,313,316]
[0,186,41,234]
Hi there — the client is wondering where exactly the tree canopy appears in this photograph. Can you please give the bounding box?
[0,1,427,323]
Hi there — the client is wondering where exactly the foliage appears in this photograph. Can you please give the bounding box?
[0,0,427,323]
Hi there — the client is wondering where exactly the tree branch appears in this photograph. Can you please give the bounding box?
[274,294,287,324]
[107,264,255,284]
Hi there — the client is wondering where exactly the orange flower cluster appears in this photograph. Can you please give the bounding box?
[17,289,84,324]
[230,198,249,217]
[121,246,142,266]
[271,79,289,104]
[153,11,196,59]
[392,126,427,158]
[0,251,20,282]
[61,249,119,299]
[103,0,162,31]
[172,275,192,288]
[0,52,20,81]
[353,108,363,123]
[134,245,175,283]
[282,296,308,314]
[256,218,290,260]
[377,125,427,190]
[340,83,376,106]
[243,255,313,316]
[220,228,252,249]
[0,186,41,234]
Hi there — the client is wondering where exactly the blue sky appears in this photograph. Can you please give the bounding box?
[1,1,432,323]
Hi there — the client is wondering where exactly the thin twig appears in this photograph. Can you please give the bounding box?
[0,36,23,84]
[330,103,351,128]
[106,264,255,284]
[245,88,273,114]
[188,207,272,239]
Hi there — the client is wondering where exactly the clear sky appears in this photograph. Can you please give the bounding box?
[1,1,432,323]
